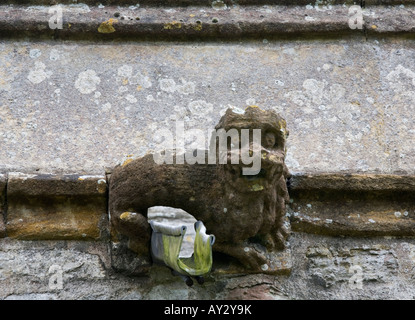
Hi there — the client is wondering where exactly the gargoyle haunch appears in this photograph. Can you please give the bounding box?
[109,106,290,273]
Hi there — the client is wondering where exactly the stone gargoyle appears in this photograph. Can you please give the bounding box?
[109,106,290,274]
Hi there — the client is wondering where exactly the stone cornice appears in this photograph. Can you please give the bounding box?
[288,173,415,237]
[0,4,414,40]
[1,172,414,240]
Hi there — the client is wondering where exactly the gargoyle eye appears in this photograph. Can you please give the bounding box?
[264,132,277,148]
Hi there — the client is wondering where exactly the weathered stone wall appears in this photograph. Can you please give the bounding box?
[1,37,415,175]
[1,1,415,300]
[3,234,415,300]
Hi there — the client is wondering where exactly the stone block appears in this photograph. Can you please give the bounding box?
[223,274,284,300]
[0,239,108,299]
[306,243,399,289]
[212,249,292,276]
[6,173,108,240]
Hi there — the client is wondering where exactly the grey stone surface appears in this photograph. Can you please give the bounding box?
[2,234,415,299]
[1,38,415,175]
[281,234,415,299]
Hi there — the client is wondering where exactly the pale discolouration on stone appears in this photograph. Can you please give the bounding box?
[27,61,52,84]
[74,69,101,94]
[159,78,196,95]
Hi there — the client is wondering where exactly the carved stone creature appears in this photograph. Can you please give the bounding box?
[109,106,290,273]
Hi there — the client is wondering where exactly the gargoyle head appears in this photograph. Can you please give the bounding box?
[212,106,289,193]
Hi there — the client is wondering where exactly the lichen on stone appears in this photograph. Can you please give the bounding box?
[98,18,118,33]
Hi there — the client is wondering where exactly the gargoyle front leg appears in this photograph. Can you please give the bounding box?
[114,211,151,255]
[214,242,268,271]
[262,177,290,251]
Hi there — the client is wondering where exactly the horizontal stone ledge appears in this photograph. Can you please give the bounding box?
[1,4,414,40]
[288,173,415,237]
[5,173,108,240]
[0,5,358,39]
[290,211,415,237]
[289,173,415,193]
[7,172,108,196]
[2,1,414,6]
[2,171,414,240]
[0,174,6,238]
